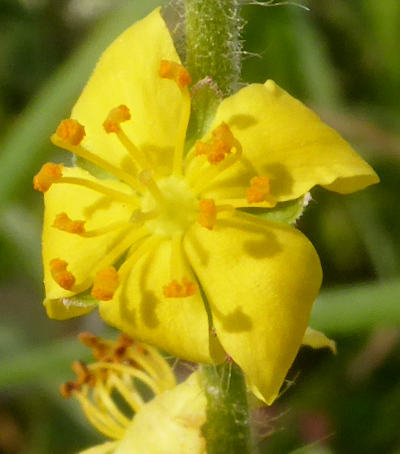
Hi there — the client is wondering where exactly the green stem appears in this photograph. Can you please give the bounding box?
[184,0,243,96]
[201,363,253,454]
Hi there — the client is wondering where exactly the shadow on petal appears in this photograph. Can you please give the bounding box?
[184,230,210,266]
[227,114,257,130]
[216,218,282,260]
[83,195,114,217]
[261,162,295,199]
[212,305,252,333]
[139,246,161,328]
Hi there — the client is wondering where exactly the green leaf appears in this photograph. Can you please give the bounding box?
[311,279,400,334]
[185,77,222,152]
[242,194,309,225]
[61,293,99,309]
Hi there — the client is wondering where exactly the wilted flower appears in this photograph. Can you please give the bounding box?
[61,333,206,454]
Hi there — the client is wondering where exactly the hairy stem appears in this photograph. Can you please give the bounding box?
[201,363,254,454]
[184,0,243,96]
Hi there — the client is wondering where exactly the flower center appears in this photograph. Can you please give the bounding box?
[141,175,197,237]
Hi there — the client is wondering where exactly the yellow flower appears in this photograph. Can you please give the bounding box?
[34,9,378,404]
[61,333,206,454]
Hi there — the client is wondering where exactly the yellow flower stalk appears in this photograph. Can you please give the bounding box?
[61,333,206,454]
[34,9,378,404]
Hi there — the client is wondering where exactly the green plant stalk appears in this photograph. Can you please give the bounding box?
[184,2,253,451]
[184,0,242,96]
[201,363,253,454]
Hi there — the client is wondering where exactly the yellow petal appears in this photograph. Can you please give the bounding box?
[42,166,136,317]
[44,297,95,320]
[302,327,337,354]
[202,81,378,202]
[79,441,119,454]
[114,372,206,454]
[99,239,225,364]
[71,9,185,176]
[184,215,322,404]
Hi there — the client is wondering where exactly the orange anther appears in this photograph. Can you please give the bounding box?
[159,60,192,89]
[103,105,131,133]
[195,123,235,165]
[72,360,94,386]
[163,277,197,298]
[195,141,213,157]
[91,267,119,301]
[117,333,134,348]
[78,332,99,348]
[53,212,85,234]
[56,119,85,145]
[246,176,271,203]
[198,199,217,230]
[60,381,79,399]
[50,258,75,290]
[212,122,235,149]
[33,162,63,192]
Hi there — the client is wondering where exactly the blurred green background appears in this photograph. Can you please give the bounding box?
[0,0,399,453]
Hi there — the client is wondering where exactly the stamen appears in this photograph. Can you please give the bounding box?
[55,176,138,206]
[56,119,85,145]
[117,235,160,283]
[33,163,63,192]
[103,105,131,133]
[76,221,133,238]
[91,362,162,395]
[93,227,149,276]
[50,258,75,290]
[91,267,119,301]
[159,60,192,89]
[190,137,243,195]
[163,277,197,298]
[52,125,143,192]
[53,212,85,234]
[107,374,144,413]
[198,199,217,230]
[246,176,271,203]
[62,333,177,441]
[75,392,125,439]
[163,234,197,298]
[138,170,165,205]
[72,360,95,386]
[194,122,235,165]
[158,61,192,176]
[212,122,235,148]
[60,381,79,399]
[103,106,151,171]
[94,383,131,427]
